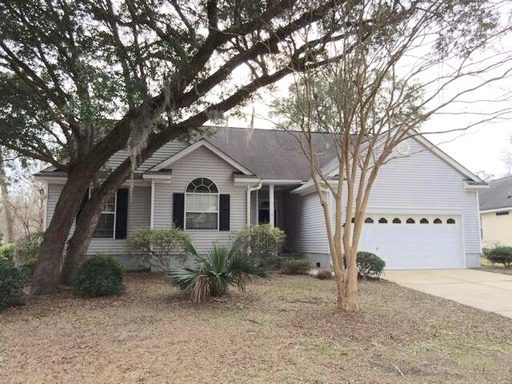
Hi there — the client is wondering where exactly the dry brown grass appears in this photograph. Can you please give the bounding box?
[1,273,511,384]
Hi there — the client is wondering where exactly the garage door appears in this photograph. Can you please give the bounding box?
[359,215,464,269]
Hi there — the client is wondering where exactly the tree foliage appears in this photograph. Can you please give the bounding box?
[234,224,285,266]
[129,227,190,270]
[1,0,427,294]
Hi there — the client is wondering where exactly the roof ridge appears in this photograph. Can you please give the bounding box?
[202,125,332,135]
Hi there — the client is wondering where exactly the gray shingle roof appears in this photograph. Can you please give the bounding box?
[479,175,512,211]
[206,127,337,180]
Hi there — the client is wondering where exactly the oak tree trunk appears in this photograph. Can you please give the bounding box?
[60,192,104,285]
[30,170,92,294]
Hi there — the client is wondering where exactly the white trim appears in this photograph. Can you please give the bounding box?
[150,180,155,229]
[291,181,334,195]
[463,181,488,190]
[143,173,172,181]
[184,178,220,231]
[480,207,512,214]
[476,191,483,253]
[88,187,117,240]
[413,135,483,183]
[364,207,463,215]
[269,184,275,227]
[35,176,151,186]
[261,179,304,185]
[234,176,261,185]
[247,182,262,226]
[150,139,254,175]
[460,212,467,268]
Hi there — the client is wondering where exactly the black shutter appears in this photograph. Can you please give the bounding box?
[115,188,129,239]
[76,189,90,223]
[219,194,230,231]
[173,193,185,229]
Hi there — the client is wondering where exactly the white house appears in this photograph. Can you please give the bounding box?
[37,127,486,269]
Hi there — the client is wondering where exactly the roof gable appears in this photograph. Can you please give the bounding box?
[149,139,254,175]
[479,175,512,211]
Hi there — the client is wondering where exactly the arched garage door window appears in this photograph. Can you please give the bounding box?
[185,178,219,230]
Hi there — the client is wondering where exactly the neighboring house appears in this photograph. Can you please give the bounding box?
[36,127,486,270]
[479,176,512,248]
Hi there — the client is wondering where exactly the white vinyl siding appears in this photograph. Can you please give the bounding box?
[152,145,247,254]
[284,192,329,254]
[46,185,151,256]
[291,137,481,266]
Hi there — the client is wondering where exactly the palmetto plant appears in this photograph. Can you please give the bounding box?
[168,240,266,303]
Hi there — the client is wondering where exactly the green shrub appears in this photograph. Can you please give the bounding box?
[357,251,385,279]
[315,269,333,280]
[281,258,311,275]
[0,258,27,311]
[129,227,190,269]
[72,254,125,297]
[168,241,265,303]
[14,233,43,278]
[486,246,512,269]
[0,243,15,263]
[234,224,286,267]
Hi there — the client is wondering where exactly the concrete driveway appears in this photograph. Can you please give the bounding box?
[384,269,512,319]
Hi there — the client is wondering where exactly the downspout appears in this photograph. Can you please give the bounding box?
[247,182,262,226]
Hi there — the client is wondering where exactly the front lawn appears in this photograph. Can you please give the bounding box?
[1,273,511,383]
[479,256,512,275]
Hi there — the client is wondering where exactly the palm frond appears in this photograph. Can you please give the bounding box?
[183,238,199,258]
[168,241,267,302]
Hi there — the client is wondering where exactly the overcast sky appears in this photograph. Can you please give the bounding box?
[225,5,512,181]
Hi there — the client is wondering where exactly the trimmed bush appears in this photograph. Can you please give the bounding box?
[234,224,286,267]
[129,227,190,269]
[485,246,512,269]
[0,243,15,263]
[0,258,27,311]
[357,251,385,279]
[315,269,333,280]
[72,254,124,297]
[281,258,311,275]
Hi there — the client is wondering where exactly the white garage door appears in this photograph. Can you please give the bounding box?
[359,215,464,269]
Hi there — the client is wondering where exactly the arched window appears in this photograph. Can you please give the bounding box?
[378,217,388,224]
[420,218,429,224]
[433,218,442,224]
[392,218,401,224]
[365,217,374,224]
[406,218,415,224]
[447,218,456,224]
[185,178,219,229]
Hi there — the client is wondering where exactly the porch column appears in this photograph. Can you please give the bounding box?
[269,184,275,227]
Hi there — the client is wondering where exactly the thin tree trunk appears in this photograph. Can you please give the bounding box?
[30,170,92,295]
[341,247,359,311]
[0,150,14,244]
